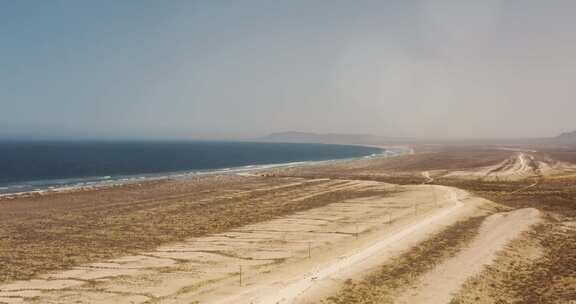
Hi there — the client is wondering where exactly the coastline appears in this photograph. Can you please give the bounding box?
[1,145,565,303]
[0,152,408,286]
[0,145,403,200]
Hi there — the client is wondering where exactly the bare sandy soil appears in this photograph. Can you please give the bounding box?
[1,147,574,304]
[434,152,576,181]
[395,208,541,304]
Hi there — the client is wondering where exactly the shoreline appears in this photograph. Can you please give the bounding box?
[1,145,571,303]
[0,146,404,200]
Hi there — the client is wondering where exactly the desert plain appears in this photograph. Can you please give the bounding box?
[1,145,575,303]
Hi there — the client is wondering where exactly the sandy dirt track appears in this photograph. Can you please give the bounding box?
[396,207,541,304]
[268,148,576,303]
[222,186,470,304]
[438,152,576,181]
[0,180,488,304]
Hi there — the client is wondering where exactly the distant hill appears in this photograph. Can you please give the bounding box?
[557,131,576,140]
[256,131,410,145]
[257,131,576,148]
[551,130,576,147]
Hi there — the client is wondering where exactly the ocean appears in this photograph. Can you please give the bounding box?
[0,141,384,194]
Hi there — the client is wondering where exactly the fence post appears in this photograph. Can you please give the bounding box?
[239,265,242,287]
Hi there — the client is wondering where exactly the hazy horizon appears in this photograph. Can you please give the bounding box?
[2,1,576,140]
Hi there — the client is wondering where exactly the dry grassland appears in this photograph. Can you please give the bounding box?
[267,147,576,303]
[2,146,574,303]
[0,175,391,284]
[322,216,486,304]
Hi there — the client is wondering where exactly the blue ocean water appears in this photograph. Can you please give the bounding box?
[0,141,383,194]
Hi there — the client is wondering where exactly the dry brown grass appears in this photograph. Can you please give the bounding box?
[540,148,576,164]
[317,176,576,304]
[269,148,513,186]
[3,146,574,302]
[0,176,392,284]
[404,161,576,303]
[321,216,486,304]
[441,177,576,218]
[374,149,513,172]
[394,176,576,303]
[523,221,576,303]
[451,219,576,304]
[271,147,576,304]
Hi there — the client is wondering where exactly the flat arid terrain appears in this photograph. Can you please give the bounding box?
[1,146,576,303]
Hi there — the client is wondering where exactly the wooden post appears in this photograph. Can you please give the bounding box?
[239,265,242,287]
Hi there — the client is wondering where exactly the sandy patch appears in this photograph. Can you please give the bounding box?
[438,152,576,181]
[395,207,542,304]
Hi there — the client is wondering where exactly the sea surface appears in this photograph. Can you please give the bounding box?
[0,141,385,194]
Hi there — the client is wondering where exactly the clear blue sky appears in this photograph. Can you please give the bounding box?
[2,1,576,140]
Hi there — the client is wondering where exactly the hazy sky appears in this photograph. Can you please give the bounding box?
[2,0,575,140]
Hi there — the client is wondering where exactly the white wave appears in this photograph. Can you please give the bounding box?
[0,147,404,198]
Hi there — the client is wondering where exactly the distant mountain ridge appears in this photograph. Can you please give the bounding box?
[256,130,576,147]
[558,131,576,139]
[257,131,409,145]
[551,130,576,147]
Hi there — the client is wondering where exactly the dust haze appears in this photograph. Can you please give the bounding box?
[1,0,575,140]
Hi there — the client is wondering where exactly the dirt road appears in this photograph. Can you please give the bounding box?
[422,171,434,184]
[434,152,576,181]
[396,208,541,304]
[220,187,468,304]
